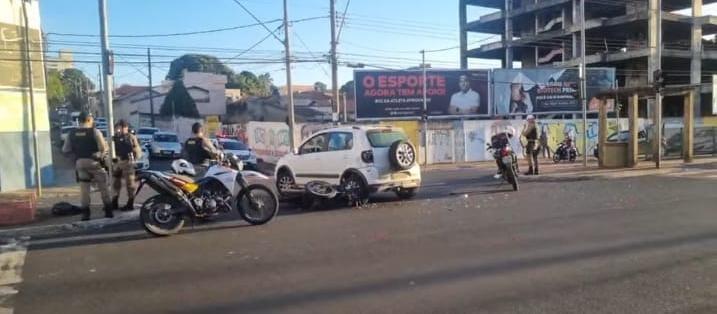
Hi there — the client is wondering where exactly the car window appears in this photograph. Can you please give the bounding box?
[367,130,407,147]
[328,132,353,151]
[221,140,249,151]
[300,133,329,154]
[154,134,178,142]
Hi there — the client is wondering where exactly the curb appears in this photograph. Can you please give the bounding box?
[0,211,139,238]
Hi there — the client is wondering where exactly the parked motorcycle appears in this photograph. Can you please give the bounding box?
[134,154,279,236]
[553,141,578,163]
[487,138,519,191]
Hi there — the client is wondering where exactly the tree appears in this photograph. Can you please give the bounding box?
[160,80,200,118]
[232,71,273,96]
[314,81,327,93]
[340,80,354,96]
[46,70,65,108]
[61,68,94,110]
[166,54,236,83]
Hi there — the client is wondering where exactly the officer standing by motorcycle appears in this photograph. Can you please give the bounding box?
[184,122,220,177]
[62,112,113,220]
[522,115,540,175]
[111,119,142,211]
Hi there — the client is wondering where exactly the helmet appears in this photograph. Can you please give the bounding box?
[503,125,516,137]
[171,159,196,176]
[526,114,536,121]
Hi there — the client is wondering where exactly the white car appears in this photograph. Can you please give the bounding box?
[59,125,77,146]
[136,127,160,147]
[216,138,258,168]
[150,132,182,158]
[275,126,421,203]
[134,146,151,170]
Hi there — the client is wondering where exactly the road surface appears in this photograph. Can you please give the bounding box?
[6,165,717,314]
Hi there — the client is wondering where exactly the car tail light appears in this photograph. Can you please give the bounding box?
[361,150,374,163]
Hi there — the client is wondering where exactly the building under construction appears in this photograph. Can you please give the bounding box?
[460,0,717,117]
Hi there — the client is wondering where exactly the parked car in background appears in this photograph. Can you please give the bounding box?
[59,125,77,146]
[150,132,182,158]
[275,126,421,204]
[137,127,160,147]
[134,146,150,170]
[216,138,258,169]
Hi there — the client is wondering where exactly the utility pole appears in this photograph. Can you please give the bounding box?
[98,0,115,190]
[421,49,429,165]
[579,0,588,167]
[21,0,42,197]
[342,92,348,123]
[284,0,297,150]
[654,0,663,168]
[330,0,340,122]
[147,48,155,127]
[97,63,103,110]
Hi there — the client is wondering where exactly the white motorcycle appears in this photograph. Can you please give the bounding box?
[135,154,279,236]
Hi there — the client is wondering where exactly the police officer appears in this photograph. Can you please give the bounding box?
[111,120,142,211]
[62,112,113,220]
[522,115,540,175]
[184,122,220,177]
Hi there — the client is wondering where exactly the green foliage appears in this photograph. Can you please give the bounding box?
[231,71,273,96]
[314,81,327,93]
[60,68,94,110]
[160,80,200,118]
[166,54,235,81]
[340,80,354,96]
[46,70,65,107]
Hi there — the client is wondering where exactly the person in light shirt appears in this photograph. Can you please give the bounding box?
[448,74,480,115]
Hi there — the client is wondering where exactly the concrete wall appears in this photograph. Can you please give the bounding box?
[0,0,54,191]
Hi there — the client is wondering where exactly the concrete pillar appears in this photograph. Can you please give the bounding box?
[598,99,608,168]
[571,0,579,59]
[628,94,639,167]
[684,90,695,162]
[691,0,703,117]
[647,0,659,86]
[459,0,468,69]
[505,0,514,68]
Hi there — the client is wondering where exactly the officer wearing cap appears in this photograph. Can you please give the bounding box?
[62,112,113,220]
[184,122,219,177]
[111,119,142,211]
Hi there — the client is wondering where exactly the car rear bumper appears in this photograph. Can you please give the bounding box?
[361,165,421,193]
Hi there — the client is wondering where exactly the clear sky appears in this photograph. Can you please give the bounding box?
[38,0,717,89]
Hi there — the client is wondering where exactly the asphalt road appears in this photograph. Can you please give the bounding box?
[8,166,717,314]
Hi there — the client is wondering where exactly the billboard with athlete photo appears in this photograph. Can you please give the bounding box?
[354,70,490,119]
[493,68,615,115]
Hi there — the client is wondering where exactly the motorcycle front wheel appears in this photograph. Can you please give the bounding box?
[553,152,562,163]
[237,184,279,225]
[140,195,185,236]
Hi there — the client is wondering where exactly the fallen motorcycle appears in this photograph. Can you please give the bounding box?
[135,154,279,236]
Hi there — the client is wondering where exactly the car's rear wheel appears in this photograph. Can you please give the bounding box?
[342,173,369,207]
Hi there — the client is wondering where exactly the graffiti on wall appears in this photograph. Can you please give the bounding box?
[247,122,290,164]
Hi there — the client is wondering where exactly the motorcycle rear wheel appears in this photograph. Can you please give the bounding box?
[237,184,279,225]
[505,165,519,191]
[140,195,185,236]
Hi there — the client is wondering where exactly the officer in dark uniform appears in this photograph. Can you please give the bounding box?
[112,120,142,211]
[184,122,219,177]
[62,112,113,220]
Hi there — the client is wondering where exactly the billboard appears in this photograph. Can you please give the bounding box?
[493,68,615,115]
[354,70,490,119]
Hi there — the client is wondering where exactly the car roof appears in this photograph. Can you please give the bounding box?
[315,125,397,134]
[154,131,177,136]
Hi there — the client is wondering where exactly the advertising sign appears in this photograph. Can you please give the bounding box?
[354,70,490,119]
[493,68,615,115]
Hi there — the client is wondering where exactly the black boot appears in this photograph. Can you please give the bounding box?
[103,204,114,218]
[121,197,135,212]
[111,196,119,211]
[534,165,540,175]
[80,207,90,221]
[524,167,534,176]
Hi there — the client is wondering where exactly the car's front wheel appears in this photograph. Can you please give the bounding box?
[342,173,369,207]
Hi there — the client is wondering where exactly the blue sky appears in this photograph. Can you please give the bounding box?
[39,0,717,89]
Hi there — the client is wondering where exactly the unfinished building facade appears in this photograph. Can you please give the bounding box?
[460,0,717,116]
